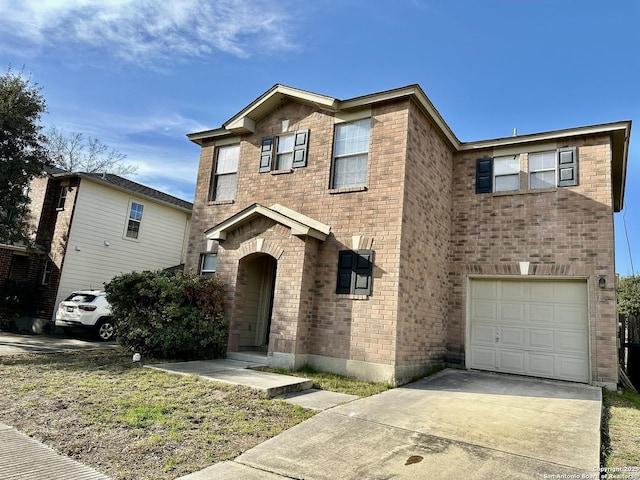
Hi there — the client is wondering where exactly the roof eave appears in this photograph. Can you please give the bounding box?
[78,174,193,214]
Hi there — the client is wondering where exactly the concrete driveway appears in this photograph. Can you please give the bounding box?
[0,331,119,356]
[185,369,602,480]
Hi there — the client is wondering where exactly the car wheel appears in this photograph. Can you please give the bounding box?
[95,318,115,341]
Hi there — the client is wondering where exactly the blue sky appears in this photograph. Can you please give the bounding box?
[1,0,638,274]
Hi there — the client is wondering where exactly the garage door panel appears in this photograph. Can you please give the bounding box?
[528,304,554,325]
[554,282,587,303]
[529,282,555,301]
[473,301,498,321]
[500,327,525,347]
[498,350,525,373]
[555,305,588,328]
[470,347,496,370]
[500,303,525,323]
[469,279,589,383]
[528,353,556,377]
[557,356,589,382]
[500,281,526,300]
[528,328,555,350]
[471,324,496,344]
[473,280,498,299]
[555,331,589,352]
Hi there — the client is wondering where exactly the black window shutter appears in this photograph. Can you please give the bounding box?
[475,157,493,194]
[336,251,355,294]
[259,137,274,173]
[353,250,373,295]
[557,147,578,187]
[292,129,309,168]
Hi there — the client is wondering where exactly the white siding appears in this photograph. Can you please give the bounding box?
[54,179,191,314]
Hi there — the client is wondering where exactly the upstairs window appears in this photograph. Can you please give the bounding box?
[42,260,53,285]
[476,147,578,194]
[211,144,239,201]
[126,202,144,239]
[331,119,370,189]
[336,250,373,295]
[529,151,556,189]
[493,155,520,192]
[259,130,309,172]
[56,186,68,210]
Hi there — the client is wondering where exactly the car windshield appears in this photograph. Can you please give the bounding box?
[65,293,97,303]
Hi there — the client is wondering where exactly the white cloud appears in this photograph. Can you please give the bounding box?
[0,0,297,64]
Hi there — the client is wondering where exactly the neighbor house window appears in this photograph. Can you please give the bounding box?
[56,186,68,210]
[126,202,144,239]
[211,144,240,201]
[493,155,520,192]
[336,250,373,295]
[259,130,309,172]
[200,254,217,276]
[331,119,371,189]
[42,260,53,285]
[529,151,557,189]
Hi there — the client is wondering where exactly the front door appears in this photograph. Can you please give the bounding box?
[239,255,276,350]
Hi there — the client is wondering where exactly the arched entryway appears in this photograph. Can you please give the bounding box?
[238,254,277,351]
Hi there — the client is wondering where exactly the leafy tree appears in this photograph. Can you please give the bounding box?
[617,276,640,318]
[0,66,50,244]
[46,126,136,176]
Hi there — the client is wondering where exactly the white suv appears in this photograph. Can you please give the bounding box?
[55,290,115,341]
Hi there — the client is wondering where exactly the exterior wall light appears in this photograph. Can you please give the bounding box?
[599,276,606,289]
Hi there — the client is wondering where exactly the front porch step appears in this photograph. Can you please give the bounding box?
[148,358,314,398]
[226,351,269,365]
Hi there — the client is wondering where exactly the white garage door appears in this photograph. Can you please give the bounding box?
[468,278,589,383]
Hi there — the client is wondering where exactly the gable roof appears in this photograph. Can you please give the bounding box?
[205,203,330,242]
[50,171,193,212]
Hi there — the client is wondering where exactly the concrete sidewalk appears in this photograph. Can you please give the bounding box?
[147,359,359,410]
[180,369,603,480]
[0,422,109,480]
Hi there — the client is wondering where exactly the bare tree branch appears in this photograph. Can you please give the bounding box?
[46,127,137,176]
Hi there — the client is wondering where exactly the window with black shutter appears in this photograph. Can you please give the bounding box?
[336,250,373,295]
[557,146,578,187]
[259,130,309,172]
[475,157,493,194]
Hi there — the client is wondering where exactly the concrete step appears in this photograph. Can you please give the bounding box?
[147,359,313,398]
[226,351,269,364]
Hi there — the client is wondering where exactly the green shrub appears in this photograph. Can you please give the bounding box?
[104,271,227,360]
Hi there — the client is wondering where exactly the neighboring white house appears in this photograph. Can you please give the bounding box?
[20,170,192,325]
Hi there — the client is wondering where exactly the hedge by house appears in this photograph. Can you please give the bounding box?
[104,271,227,360]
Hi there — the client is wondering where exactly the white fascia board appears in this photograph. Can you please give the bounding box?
[460,121,632,151]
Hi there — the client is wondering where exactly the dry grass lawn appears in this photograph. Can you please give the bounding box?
[604,388,640,469]
[0,350,315,479]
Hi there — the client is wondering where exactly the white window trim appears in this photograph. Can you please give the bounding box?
[124,201,144,240]
[493,155,520,192]
[331,118,371,190]
[528,151,557,190]
[211,144,239,201]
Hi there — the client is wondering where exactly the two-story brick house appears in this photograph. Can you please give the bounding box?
[186,84,630,388]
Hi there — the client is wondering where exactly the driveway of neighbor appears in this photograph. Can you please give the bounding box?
[0,331,119,356]
[184,369,603,480]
